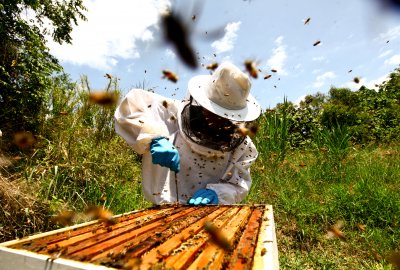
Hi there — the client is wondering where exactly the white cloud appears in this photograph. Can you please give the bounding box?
[266,36,288,75]
[294,94,307,106]
[165,48,176,58]
[312,56,325,62]
[384,54,400,65]
[378,49,392,58]
[47,0,170,70]
[211,21,241,54]
[311,71,336,88]
[377,25,400,42]
[364,74,389,90]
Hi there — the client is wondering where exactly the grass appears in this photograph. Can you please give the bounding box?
[246,144,400,269]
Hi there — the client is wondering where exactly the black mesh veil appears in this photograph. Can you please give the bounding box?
[181,96,246,152]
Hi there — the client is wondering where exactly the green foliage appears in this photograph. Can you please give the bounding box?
[256,97,290,163]
[247,144,400,269]
[0,0,86,147]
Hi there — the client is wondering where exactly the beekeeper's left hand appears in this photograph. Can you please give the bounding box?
[150,137,180,172]
[188,189,218,205]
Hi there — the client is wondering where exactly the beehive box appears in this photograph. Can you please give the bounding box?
[0,204,278,270]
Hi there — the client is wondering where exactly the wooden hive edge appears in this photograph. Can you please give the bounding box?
[252,205,279,270]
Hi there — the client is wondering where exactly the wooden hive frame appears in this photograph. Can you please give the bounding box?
[0,204,279,270]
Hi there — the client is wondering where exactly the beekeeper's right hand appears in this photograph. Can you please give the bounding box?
[150,137,180,172]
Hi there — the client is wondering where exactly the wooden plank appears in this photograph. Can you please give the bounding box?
[164,207,242,270]
[138,206,229,270]
[68,207,198,260]
[187,206,253,270]
[227,208,263,270]
[0,246,112,270]
[252,205,279,270]
[1,208,149,249]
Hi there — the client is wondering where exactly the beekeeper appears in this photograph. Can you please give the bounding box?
[114,62,261,205]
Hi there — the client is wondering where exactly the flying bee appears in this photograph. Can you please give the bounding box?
[244,60,258,78]
[104,73,112,79]
[325,220,346,240]
[348,69,353,73]
[161,10,197,69]
[51,210,76,226]
[162,70,179,83]
[353,77,360,84]
[13,131,37,149]
[88,91,119,106]
[204,220,231,250]
[271,69,277,73]
[313,40,321,46]
[264,74,272,80]
[85,205,116,226]
[304,17,311,25]
[235,122,259,137]
[206,62,218,71]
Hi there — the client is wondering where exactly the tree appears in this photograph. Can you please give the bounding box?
[0,0,86,149]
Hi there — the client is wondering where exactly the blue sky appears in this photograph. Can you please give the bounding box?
[46,0,400,109]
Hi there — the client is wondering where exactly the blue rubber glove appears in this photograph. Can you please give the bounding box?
[188,189,218,205]
[150,137,180,172]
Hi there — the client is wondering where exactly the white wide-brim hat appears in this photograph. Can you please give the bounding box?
[188,62,261,122]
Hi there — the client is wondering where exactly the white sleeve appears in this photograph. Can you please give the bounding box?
[206,137,258,204]
[114,89,171,154]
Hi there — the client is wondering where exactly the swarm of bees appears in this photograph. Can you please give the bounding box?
[162,70,179,83]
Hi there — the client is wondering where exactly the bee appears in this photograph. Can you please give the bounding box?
[353,77,360,84]
[204,220,231,250]
[235,122,258,137]
[313,40,321,46]
[244,60,258,78]
[162,70,179,83]
[271,69,277,73]
[348,69,353,73]
[325,220,346,240]
[304,17,311,25]
[104,73,112,79]
[264,74,272,80]
[356,223,366,231]
[161,10,197,69]
[261,248,267,256]
[88,91,119,106]
[85,205,116,226]
[191,15,196,21]
[206,62,218,71]
[13,131,37,149]
[298,162,306,167]
[162,100,169,109]
[51,210,75,226]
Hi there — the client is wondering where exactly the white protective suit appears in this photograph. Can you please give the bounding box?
[114,89,258,205]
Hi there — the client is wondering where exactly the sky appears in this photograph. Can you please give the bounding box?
[46,0,400,110]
